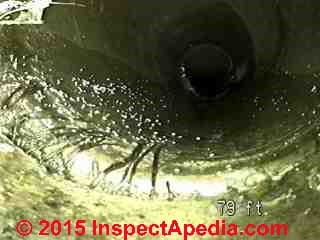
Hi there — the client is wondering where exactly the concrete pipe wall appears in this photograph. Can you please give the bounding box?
[0,0,319,162]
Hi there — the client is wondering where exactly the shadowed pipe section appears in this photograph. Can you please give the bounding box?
[179,43,235,100]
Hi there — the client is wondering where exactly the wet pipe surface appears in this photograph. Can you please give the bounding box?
[0,1,320,239]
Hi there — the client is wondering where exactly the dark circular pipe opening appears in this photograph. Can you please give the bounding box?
[179,43,234,99]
